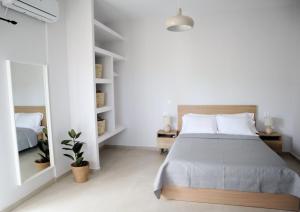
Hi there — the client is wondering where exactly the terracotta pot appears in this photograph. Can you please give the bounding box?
[71,162,90,183]
[34,161,50,171]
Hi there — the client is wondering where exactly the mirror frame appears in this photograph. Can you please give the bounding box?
[6,60,55,185]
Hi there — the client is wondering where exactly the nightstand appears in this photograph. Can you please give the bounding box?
[258,131,282,153]
[157,130,177,154]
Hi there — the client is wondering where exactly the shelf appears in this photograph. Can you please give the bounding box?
[97,126,125,144]
[94,46,125,61]
[94,19,125,42]
[95,78,112,84]
[96,106,112,114]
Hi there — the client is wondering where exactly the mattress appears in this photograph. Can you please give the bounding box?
[16,127,38,151]
[154,133,300,198]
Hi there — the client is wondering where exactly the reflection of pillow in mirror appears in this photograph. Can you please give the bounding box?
[15,113,43,133]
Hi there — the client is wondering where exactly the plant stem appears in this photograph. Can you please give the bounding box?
[73,137,76,164]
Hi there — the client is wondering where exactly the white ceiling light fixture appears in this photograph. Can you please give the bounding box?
[165,1,194,32]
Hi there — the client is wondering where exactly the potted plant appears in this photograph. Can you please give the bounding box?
[35,128,50,171]
[61,129,89,183]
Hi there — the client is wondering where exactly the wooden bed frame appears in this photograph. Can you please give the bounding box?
[15,106,47,140]
[161,105,300,211]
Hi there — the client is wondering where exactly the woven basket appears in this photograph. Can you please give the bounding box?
[96,92,105,108]
[98,119,106,136]
[95,64,103,78]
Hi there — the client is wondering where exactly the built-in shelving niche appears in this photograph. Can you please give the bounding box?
[94,19,124,57]
[93,14,125,147]
[66,0,126,170]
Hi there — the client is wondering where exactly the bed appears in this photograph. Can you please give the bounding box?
[154,105,300,211]
[15,106,46,152]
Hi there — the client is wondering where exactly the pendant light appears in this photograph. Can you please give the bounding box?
[165,1,194,32]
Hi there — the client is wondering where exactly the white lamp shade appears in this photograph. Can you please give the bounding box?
[166,8,194,32]
[264,116,273,127]
[163,116,171,126]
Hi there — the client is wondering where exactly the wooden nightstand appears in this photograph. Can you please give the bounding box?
[157,130,177,154]
[258,131,282,153]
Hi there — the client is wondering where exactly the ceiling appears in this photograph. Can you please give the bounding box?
[98,0,299,20]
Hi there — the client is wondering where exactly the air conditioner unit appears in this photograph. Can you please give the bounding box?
[2,0,59,23]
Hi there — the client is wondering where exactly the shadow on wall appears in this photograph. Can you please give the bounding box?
[283,135,293,153]
[274,118,285,131]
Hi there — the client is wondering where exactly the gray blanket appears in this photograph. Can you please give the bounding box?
[16,127,38,151]
[154,133,300,198]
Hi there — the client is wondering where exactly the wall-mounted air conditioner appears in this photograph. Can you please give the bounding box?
[2,0,59,23]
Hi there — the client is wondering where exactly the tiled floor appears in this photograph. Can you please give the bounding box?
[19,148,40,182]
[13,148,300,212]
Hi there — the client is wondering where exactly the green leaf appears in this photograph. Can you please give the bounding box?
[75,157,84,166]
[75,132,82,139]
[69,129,76,138]
[63,143,72,147]
[61,140,72,145]
[77,152,84,158]
[63,154,74,161]
[42,128,48,138]
[73,142,83,154]
[62,147,72,151]
[37,140,49,160]
[38,153,49,162]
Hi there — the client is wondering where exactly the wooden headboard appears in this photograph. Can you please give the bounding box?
[14,106,47,127]
[177,105,257,130]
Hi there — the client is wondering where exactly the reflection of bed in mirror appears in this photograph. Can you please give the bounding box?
[15,106,46,152]
[7,60,53,184]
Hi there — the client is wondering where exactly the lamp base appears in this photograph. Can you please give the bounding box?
[164,125,171,133]
[265,127,273,135]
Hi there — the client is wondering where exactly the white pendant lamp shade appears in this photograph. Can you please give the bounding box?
[166,8,194,32]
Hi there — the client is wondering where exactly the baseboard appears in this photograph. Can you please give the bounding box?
[104,144,157,152]
[3,170,71,212]
[55,169,71,181]
[3,179,55,212]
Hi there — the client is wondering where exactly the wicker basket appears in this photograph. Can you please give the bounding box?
[96,92,105,108]
[95,64,103,78]
[98,119,106,136]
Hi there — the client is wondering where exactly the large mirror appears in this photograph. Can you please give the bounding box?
[6,61,53,184]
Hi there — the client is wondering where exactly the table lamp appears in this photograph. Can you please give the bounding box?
[264,115,273,134]
[163,116,172,132]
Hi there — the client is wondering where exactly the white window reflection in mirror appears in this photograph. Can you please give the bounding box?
[6,60,54,185]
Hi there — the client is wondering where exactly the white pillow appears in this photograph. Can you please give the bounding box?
[216,115,257,136]
[15,113,43,133]
[181,114,217,134]
[218,113,257,133]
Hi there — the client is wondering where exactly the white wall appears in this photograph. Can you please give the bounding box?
[111,4,300,156]
[11,63,45,106]
[46,0,71,178]
[0,0,70,210]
